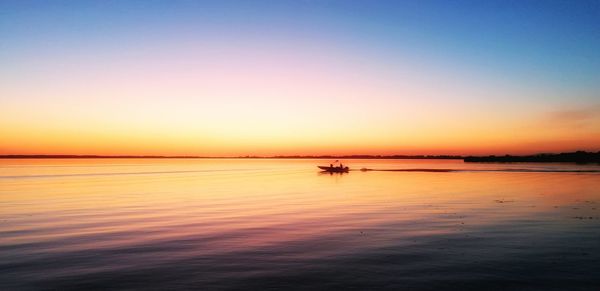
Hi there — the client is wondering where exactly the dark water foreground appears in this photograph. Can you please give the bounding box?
[1,159,599,290]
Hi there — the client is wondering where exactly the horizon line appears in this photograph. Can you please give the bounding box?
[1,151,598,159]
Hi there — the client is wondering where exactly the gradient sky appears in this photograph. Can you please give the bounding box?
[1,0,599,156]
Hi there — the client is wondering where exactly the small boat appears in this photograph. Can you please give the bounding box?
[318,166,349,172]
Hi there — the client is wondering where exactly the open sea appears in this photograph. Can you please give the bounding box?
[1,159,599,290]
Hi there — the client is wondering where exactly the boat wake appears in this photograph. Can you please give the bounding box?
[358,168,600,173]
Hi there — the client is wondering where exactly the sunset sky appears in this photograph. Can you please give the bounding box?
[1,0,599,156]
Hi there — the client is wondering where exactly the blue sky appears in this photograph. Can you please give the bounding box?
[1,0,599,155]
[2,0,598,87]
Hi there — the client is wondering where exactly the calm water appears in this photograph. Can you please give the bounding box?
[1,159,600,290]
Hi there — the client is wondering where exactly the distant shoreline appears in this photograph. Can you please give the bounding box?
[1,151,599,163]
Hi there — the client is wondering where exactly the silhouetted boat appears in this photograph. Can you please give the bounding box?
[318,166,349,172]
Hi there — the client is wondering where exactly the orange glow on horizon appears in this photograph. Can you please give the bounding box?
[2,31,599,157]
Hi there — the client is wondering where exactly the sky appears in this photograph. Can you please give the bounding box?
[1,0,599,156]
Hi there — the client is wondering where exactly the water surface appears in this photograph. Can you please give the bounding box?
[1,159,599,290]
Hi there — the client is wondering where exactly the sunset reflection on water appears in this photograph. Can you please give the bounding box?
[1,159,599,289]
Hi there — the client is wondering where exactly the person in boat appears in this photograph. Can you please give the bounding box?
[339,163,343,169]
[330,164,333,168]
